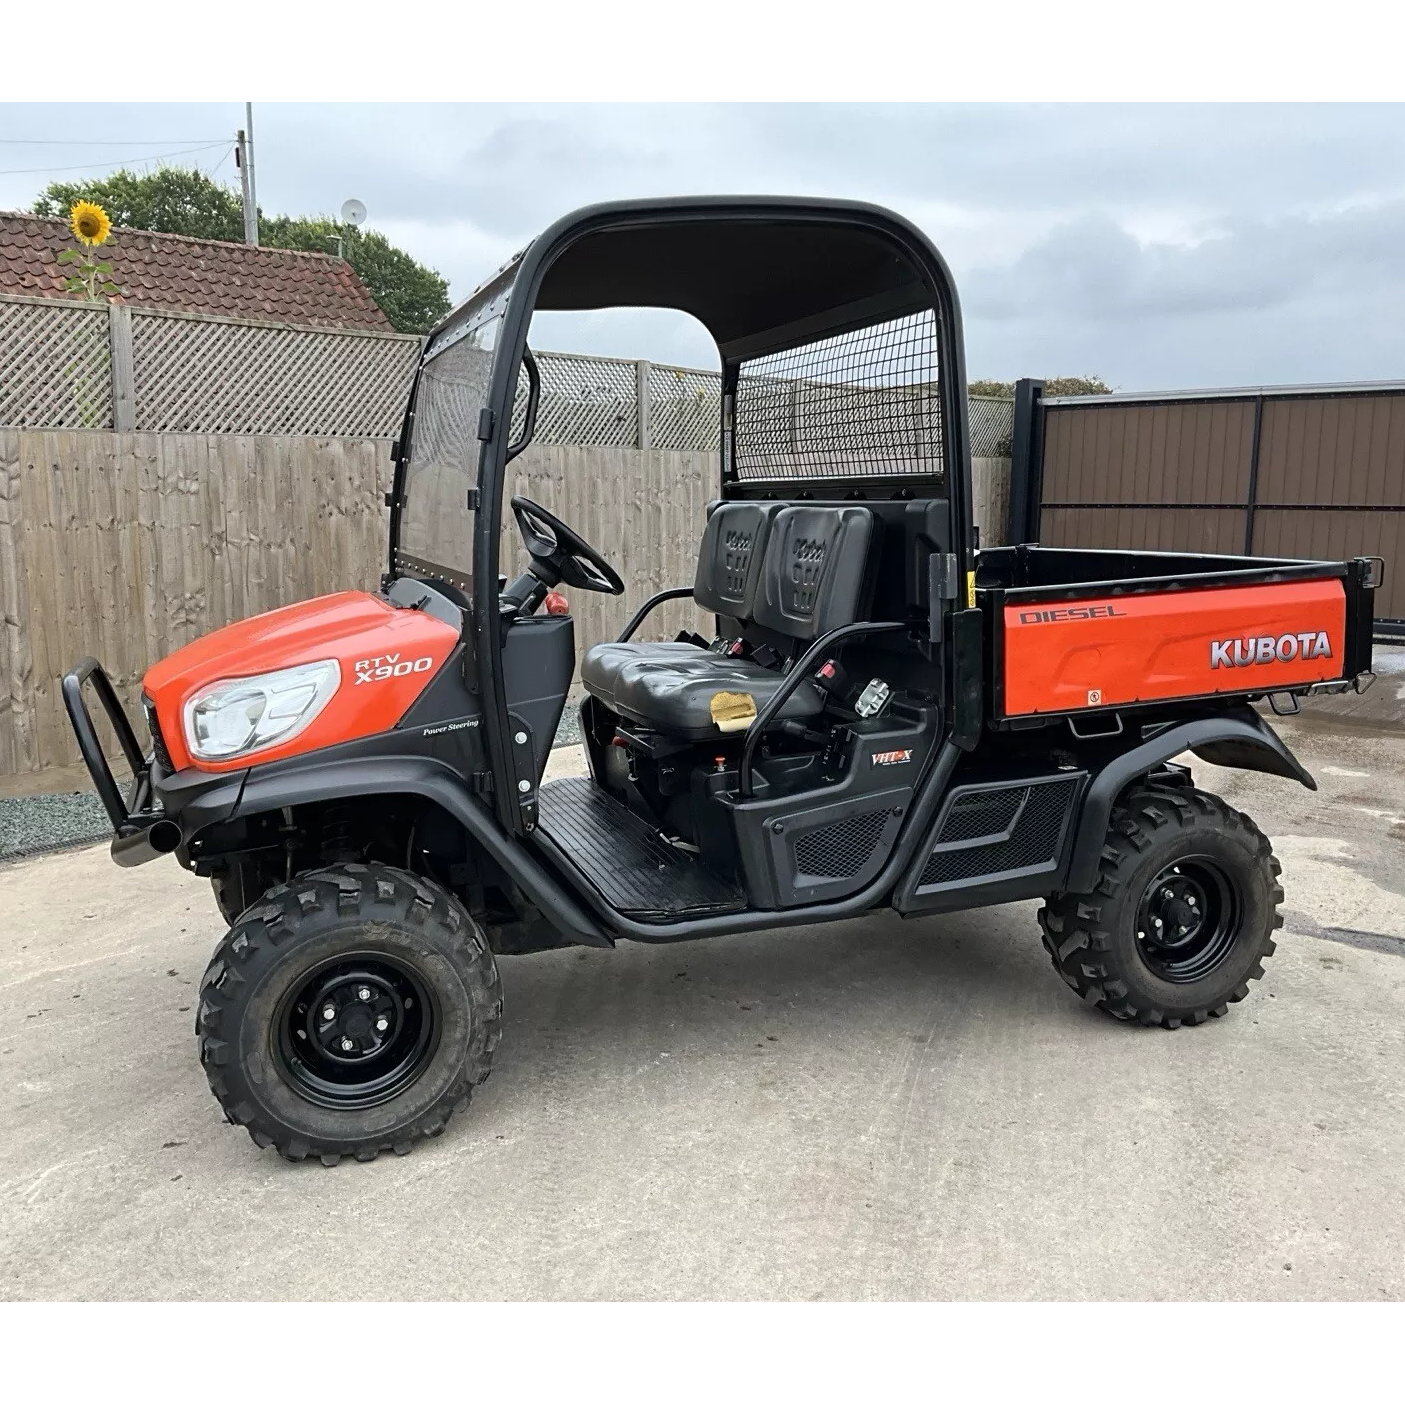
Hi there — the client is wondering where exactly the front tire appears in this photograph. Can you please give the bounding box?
[1039,783,1282,1028]
[197,862,502,1164]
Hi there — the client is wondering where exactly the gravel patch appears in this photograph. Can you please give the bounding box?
[0,791,113,863]
[1,708,586,864]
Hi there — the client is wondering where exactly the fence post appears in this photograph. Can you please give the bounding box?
[636,360,651,450]
[108,304,136,433]
[1007,377,1045,545]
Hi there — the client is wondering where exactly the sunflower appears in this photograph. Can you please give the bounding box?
[69,200,111,247]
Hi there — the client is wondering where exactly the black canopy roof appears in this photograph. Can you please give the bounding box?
[439,198,945,364]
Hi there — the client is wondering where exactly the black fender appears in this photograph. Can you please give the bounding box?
[1063,707,1314,893]
[170,754,611,948]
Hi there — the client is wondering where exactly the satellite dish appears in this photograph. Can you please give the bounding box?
[341,198,367,227]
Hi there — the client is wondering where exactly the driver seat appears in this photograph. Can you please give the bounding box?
[581,503,876,740]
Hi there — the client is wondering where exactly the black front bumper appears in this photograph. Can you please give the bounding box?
[61,657,245,867]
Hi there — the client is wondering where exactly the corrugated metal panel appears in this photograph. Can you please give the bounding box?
[1042,401,1254,505]
[1257,395,1405,506]
[1040,506,1246,555]
[1252,509,1405,621]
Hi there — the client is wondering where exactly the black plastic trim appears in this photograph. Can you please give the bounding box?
[1064,707,1314,892]
[230,753,611,947]
[618,585,696,642]
[736,619,909,798]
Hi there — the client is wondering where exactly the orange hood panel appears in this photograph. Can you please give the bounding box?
[143,591,461,772]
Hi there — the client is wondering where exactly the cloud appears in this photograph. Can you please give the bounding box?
[958,195,1405,387]
[5,101,1404,388]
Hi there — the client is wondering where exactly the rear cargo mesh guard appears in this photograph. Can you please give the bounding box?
[920,777,1079,888]
[732,310,943,482]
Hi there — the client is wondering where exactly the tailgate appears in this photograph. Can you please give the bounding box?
[1000,575,1350,718]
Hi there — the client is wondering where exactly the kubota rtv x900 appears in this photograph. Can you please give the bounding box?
[65,198,1378,1164]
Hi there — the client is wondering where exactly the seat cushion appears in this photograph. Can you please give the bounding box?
[612,653,824,739]
[580,640,704,712]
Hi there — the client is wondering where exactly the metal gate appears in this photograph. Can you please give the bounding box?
[1007,378,1405,637]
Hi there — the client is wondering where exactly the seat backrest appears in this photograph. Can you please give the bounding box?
[693,501,780,622]
[751,505,876,642]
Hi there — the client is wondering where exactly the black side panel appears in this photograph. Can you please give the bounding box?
[693,501,780,618]
[501,615,575,781]
[752,505,876,641]
[895,771,1084,914]
[722,704,936,907]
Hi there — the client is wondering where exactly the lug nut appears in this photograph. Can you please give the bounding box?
[1188,896,1198,908]
[518,779,531,793]
[340,1037,354,1051]
[322,1004,336,1021]
[357,986,372,1001]
[375,1016,389,1032]
[515,731,528,745]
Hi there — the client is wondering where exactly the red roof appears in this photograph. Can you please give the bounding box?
[0,211,392,330]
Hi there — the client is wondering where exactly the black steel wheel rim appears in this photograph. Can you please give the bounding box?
[1134,856,1241,984]
[275,952,440,1109]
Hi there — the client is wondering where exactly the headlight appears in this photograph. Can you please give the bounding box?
[184,659,341,761]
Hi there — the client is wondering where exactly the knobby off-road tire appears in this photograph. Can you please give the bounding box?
[1038,784,1283,1029]
[197,862,502,1164]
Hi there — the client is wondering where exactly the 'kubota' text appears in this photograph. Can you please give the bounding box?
[1209,632,1332,669]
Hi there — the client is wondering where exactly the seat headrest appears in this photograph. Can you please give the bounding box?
[693,501,781,620]
[751,505,876,642]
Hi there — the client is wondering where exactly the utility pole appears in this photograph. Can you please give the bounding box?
[235,102,259,247]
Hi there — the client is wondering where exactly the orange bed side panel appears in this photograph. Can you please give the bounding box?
[1002,578,1347,717]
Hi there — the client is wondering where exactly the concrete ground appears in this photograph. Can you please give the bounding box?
[2,718,1404,1301]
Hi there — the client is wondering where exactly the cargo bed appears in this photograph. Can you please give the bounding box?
[976,545,1379,723]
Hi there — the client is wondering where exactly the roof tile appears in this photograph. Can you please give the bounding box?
[0,211,393,330]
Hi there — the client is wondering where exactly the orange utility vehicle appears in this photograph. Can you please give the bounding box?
[65,197,1379,1165]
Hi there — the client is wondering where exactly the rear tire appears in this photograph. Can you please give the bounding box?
[197,862,502,1164]
[1038,783,1282,1029]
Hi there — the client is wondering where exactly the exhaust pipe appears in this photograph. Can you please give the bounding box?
[111,818,183,868]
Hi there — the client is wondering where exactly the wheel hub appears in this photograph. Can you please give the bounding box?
[276,954,437,1109]
[1134,857,1241,983]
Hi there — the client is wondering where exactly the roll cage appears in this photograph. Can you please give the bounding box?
[388,196,978,834]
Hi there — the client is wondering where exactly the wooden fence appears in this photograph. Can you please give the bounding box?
[0,426,1010,779]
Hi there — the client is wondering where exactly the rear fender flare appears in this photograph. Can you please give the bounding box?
[1064,708,1314,893]
[224,755,611,947]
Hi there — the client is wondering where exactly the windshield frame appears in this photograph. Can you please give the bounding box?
[388,260,521,590]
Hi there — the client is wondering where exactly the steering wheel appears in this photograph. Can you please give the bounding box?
[510,495,625,595]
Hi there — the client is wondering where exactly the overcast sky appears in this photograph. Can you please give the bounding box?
[3,102,1404,390]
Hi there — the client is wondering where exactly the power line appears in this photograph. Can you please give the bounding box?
[0,141,230,177]
[0,137,230,146]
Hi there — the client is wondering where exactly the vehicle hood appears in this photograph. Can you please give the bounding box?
[143,591,461,773]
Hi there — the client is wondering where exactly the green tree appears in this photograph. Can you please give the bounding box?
[33,167,450,334]
[34,167,243,243]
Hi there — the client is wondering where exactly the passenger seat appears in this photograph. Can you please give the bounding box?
[581,503,877,739]
[578,501,779,709]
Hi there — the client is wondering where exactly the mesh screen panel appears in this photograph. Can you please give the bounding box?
[939,787,1025,843]
[793,807,892,879]
[732,311,942,482]
[920,779,1077,887]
